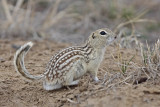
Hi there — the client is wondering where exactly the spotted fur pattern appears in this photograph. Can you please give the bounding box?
[14,28,116,90]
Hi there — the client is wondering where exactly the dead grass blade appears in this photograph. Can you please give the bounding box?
[140,39,160,79]
[2,0,13,24]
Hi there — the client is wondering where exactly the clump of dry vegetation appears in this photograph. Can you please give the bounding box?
[140,40,160,79]
[100,39,160,90]
[0,0,66,39]
[0,0,159,44]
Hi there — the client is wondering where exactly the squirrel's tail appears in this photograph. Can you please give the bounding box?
[14,42,44,80]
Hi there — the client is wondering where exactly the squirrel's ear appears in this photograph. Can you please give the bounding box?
[92,33,96,39]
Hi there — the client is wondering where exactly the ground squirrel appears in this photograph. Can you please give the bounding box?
[14,28,117,91]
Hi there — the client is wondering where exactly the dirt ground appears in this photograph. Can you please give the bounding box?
[0,39,160,107]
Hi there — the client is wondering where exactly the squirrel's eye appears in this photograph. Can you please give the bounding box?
[100,31,106,35]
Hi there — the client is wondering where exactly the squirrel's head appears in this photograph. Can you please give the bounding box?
[88,28,117,48]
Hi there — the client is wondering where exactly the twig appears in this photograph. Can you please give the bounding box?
[24,0,32,28]
[107,75,132,89]
[67,98,78,104]
[2,0,13,23]
[42,0,62,29]
[13,0,24,16]
[114,19,156,33]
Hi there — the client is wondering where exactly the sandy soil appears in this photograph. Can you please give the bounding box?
[0,39,160,107]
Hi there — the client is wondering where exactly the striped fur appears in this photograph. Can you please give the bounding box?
[13,28,116,90]
[44,43,93,80]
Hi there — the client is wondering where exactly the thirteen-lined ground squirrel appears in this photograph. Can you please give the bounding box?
[14,28,117,90]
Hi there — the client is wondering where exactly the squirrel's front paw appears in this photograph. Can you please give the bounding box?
[93,76,100,83]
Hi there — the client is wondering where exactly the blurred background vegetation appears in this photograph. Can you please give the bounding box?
[0,0,159,45]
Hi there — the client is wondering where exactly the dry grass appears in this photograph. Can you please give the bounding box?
[113,10,156,48]
[0,0,160,94]
[0,0,159,44]
[0,1,160,106]
[140,40,160,79]
[0,0,71,39]
[99,39,160,91]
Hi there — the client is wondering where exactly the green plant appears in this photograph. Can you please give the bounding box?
[121,55,135,73]
[121,7,135,20]
[112,46,135,73]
